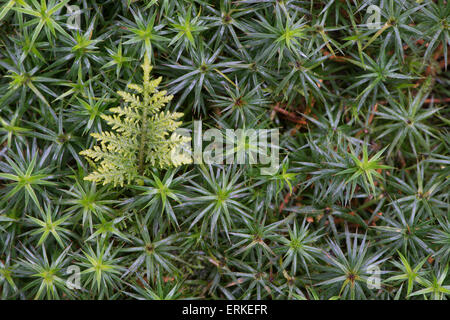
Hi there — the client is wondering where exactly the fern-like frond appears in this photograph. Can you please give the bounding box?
[80,55,191,186]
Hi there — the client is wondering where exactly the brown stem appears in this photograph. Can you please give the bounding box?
[278,186,298,214]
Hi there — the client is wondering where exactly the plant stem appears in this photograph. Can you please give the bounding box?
[138,108,148,176]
